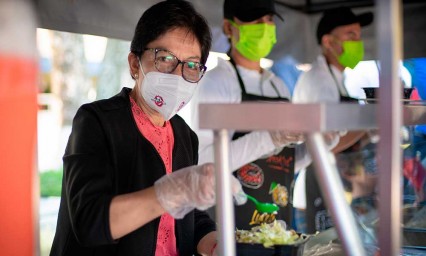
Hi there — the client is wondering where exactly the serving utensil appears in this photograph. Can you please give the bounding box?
[246,194,279,213]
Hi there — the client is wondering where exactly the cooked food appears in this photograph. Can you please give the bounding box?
[236,220,300,248]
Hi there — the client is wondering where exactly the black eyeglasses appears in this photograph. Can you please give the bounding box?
[144,48,207,83]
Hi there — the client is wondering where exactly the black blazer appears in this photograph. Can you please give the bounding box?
[50,88,215,256]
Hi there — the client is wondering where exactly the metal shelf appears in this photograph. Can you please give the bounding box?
[200,102,426,131]
[200,102,426,256]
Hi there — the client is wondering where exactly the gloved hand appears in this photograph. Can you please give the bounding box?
[323,132,340,150]
[367,129,380,144]
[269,130,305,148]
[154,163,247,219]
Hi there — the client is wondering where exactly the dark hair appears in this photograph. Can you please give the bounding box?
[130,0,212,65]
[224,0,283,22]
[316,6,373,44]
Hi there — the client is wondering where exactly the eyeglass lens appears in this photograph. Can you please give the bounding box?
[154,49,205,83]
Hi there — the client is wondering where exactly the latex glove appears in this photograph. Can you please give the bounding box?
[269,130,305,148]
[367,129,380,144]
[401,126,409,142]
[323,132,340,150]
[154,163,247,219]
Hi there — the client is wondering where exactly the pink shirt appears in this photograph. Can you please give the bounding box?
[130,97,178,256]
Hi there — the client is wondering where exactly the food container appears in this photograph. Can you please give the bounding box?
[362,87,413,99]
[236,234,309,256]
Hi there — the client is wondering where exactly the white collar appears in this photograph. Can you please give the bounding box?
[317,55,348,96]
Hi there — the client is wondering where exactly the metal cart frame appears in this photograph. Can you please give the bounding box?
[199,1,424,255]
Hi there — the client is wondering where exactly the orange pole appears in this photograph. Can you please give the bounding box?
[0,1,39,255]
[0,56,38,256]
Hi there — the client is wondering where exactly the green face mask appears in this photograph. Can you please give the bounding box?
[337,40,364,69]
[231,21,277,61]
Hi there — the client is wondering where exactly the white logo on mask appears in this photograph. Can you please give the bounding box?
[138,70,197,121]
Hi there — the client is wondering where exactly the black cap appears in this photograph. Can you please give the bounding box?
[316,6,373,44]
[224,0,284,22]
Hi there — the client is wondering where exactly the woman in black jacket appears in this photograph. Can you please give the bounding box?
[50,1,246,255]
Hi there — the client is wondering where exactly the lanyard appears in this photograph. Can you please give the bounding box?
[229,57,282,98]
[327,63,349,97]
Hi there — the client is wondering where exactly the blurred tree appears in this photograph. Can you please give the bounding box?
[96,39,131,100]
[50,31,91,125]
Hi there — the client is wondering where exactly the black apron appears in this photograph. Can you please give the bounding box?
[304,69,360,233]
[229,58,296,230]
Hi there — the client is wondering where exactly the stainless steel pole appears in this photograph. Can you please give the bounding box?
[377,0,403,255]
[306,133,366,256]
[213,129,236,256]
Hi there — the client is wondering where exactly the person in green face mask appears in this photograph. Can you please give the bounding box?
[223,0,283,67]
[184,0,313,239]
[316,7,373,71]
[292,7,375,235]
[293,6,373,102]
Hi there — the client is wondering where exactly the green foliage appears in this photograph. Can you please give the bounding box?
[40,169,63,197]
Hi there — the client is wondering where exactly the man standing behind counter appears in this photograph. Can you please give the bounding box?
[294,6,373,103]
[292,6,374,233]
[188,0,311,231]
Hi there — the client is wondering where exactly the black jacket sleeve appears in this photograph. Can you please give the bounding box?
[63,105,115,246]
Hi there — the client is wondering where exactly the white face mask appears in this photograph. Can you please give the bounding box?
[138,64,197,121]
